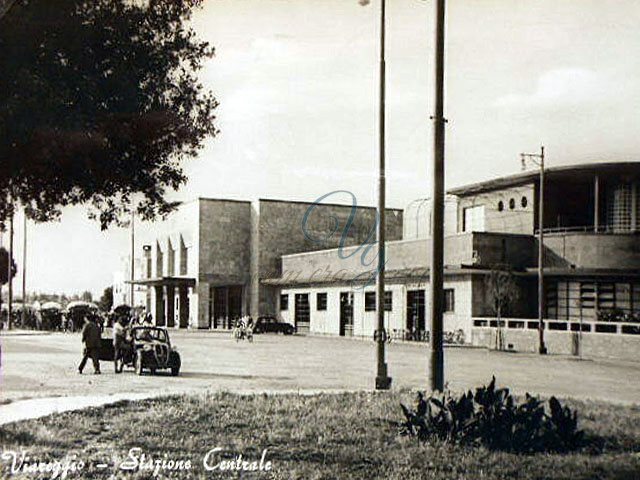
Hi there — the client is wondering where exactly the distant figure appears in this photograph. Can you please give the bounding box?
[112,318,126,373]
[144,313,153,326]
[78,316,101,374]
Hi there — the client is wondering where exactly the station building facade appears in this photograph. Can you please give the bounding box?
[131,197,403,330]
[131,162,640,360]
[268,162,640,360]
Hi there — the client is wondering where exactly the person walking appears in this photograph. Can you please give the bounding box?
[112,317,126,373]
[78,316,101,374]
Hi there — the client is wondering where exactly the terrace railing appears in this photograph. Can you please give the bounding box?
[472,317,640,336]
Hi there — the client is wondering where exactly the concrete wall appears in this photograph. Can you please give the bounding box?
[472,327,640,362]
[472,233,535,269]
[457,184,535,235]
[543,233,640,269]
[279,232,536,286]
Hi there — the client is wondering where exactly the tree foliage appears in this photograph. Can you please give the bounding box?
[99,286,113,312]
[0,247,17,285]
[0,0,218,228]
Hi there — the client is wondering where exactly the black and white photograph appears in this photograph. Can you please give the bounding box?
[1,0,640,478]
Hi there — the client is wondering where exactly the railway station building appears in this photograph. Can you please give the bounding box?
[129,162,640,361]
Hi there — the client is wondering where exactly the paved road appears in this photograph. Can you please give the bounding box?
[1,330,639,408]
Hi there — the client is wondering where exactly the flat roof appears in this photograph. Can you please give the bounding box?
[448,161,640,197]
[195,196,403,211]
[263,266,491,287]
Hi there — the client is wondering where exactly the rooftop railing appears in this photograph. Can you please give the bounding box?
[535,225,640,235]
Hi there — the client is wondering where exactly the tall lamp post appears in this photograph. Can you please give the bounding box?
[22,213,27,324]
[130,210,135,308]
[521,146,547,354]
[7,209,14,330]
[375,0,391,390]
[428,0,447,392]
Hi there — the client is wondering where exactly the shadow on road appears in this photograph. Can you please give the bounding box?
[179,371,294,381]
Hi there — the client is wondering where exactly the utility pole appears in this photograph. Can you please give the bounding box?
[130,210,135,308]
[375,0,391,390]
[520,146,547,354]
[7,210,13,329]
[428,0,447,392]
[22,212,26,323]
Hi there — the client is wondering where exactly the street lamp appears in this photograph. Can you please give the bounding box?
[520,146,547,355]
[428,0,447,392]
[374,0,391,390]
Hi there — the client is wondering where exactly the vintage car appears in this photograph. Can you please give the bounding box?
[253,315,295,335]
[99,326,181,376]
[66,301,101,332]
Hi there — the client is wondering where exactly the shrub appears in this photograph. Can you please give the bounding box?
[399,377,584,453]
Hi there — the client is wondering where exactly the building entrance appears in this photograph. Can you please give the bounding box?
[211,285,243,329]
[407,290,426,336]
[294,293,310,333]
[340,292,354,336]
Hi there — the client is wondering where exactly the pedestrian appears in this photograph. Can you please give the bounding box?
[112,317,126,373]
[78,315,101,374]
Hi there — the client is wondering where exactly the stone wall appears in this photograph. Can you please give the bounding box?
[198,199,252,285]
[258,199,403,277]
[197,199,252,328]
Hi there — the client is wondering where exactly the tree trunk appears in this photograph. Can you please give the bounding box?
[496,304,503,351]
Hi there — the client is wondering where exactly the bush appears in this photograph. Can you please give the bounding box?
[400,377,584,453]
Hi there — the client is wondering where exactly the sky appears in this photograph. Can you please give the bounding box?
[4,0,640,297]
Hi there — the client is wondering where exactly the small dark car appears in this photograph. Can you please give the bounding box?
[99,326,181,376]
[253,315,295,335]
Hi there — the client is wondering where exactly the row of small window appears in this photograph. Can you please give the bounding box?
[281,289,455,313]
[497,196,528,212]
[280,292,392,312]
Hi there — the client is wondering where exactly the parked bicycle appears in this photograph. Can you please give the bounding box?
[232,317,254,343]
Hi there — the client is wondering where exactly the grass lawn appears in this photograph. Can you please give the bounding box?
[1,391,639,479]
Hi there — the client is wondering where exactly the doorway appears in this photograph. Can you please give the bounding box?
[340,292,354,336]
[406,290,426,336]
[294,293,310,333]
[211,285,244,329]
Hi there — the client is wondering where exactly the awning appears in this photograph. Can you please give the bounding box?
[127,276,196,287]
[525,268,640,277]
[262,266,493,287]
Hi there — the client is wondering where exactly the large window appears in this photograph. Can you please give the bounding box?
[156,246,163,277]
[364,291,393,311]
[316,292,327,311]
[180,238,188,275]
[280,294,289,311]
[168,245,175,276]
[463,205,485,232]
[547,279,640,320]
[444,288,455,312]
